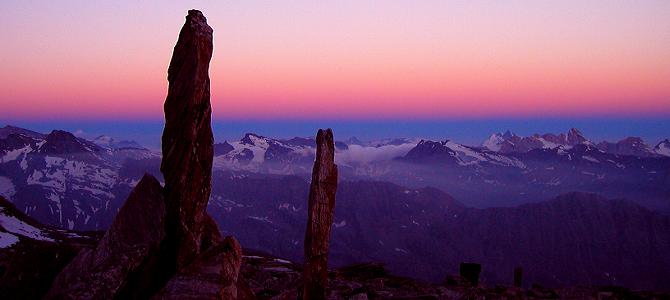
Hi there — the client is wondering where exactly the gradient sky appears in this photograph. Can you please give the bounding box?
[1,0,669,122]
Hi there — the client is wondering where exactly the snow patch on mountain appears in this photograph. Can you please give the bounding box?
[538,138,560,149]
[582,156,600,163]
[0,176,15,199]
[333,220,347,228]
[1,144,32,163]
[482,134,504,151]
[655,140,670,157]
[444,141,526,168]
[93,135,143,149]
[0,231,19,248]
[27,170,65,192]
[0,207,54,242]
[239,134,269,163]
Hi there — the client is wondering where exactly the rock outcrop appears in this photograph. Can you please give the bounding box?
[459,262,481,286]
[160,9,216,270]
[45,174,165,299]
[514,267,523,287]
[303,129,338,299]
[44,10,246,299]
[154,236,243,299]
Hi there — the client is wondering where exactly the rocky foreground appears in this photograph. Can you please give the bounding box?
[2,200,668,299]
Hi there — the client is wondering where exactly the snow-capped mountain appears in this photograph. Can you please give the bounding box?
[0,127,159,230]
[596,137,657,157]
[214,133,317,174]
[654,139,670,157]
[482,128,591,153]
[0,127,421,230]
[396,138,670,209]
[92,135,144,150]
[213,133,417,174]
[2,125,670,232]
[0,125,45,139]
[481,128,670,159]
[403,139,525,168]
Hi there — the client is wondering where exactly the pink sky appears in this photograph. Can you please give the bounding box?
[1,1,669,121]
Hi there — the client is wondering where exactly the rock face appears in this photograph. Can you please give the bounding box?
[160,9,215,270]
[154,236,242,299]
[303,129,338,299]
[45,174,165,299]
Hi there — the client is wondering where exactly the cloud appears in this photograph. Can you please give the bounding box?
[335,143,416,165]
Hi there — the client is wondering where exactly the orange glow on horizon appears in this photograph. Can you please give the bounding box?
[1,1,669,121]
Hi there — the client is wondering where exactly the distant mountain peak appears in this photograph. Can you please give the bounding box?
[653,139,670,157]
[483,128,592,153]
[0,125,45,140]
[566,128,588,146]
[597,136,655,157]
[93,135,143,150]
[567,127,582,134]
[240,133,267,146]
[283,136,315,147]
[502,130,515,139]
[34,130,104,159]
[482,133,505,151]
[346,136,364,146]
[214,141,234,156]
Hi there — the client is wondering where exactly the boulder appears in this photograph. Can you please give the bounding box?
[154,236,243,299]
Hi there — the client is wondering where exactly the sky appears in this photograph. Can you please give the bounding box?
[1,1,669,145]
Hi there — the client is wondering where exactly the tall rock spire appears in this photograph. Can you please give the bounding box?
[303,128,338,299]
[46,10,245,299]
[160,9,215,270]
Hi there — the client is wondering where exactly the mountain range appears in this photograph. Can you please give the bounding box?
[2,124,670,290]
[1,124,670,231]
[483,128,670,157]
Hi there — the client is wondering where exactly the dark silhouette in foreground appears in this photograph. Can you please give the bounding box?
[44,10,245,299]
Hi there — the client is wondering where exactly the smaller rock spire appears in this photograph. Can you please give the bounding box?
[303,128,338,300]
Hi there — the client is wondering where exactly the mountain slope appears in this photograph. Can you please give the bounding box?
[0,128,159,230]
[0,196,98,299]
[209,173,670,289]
[394,140,670,209]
